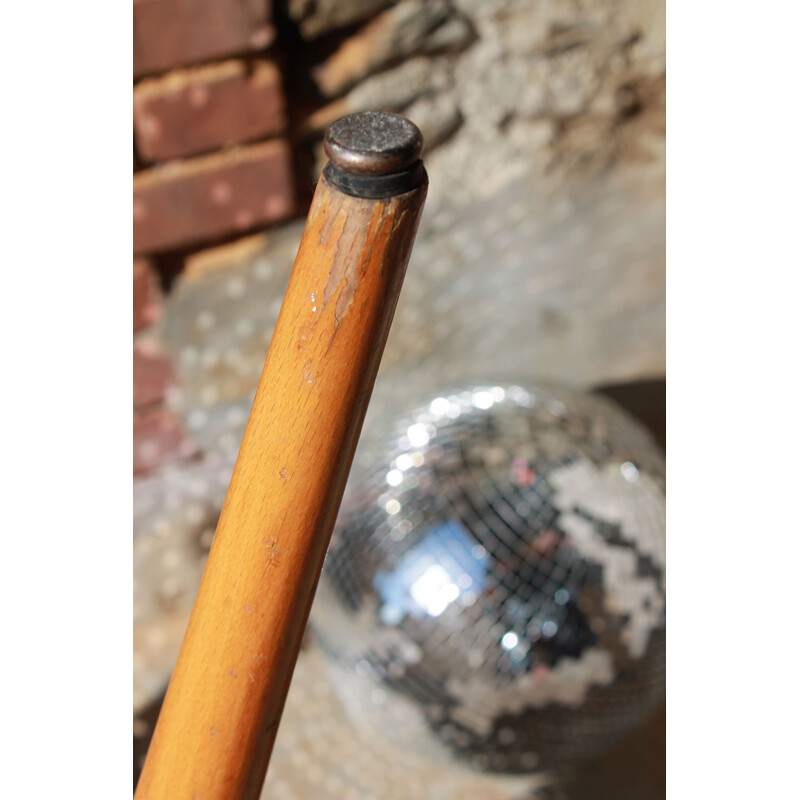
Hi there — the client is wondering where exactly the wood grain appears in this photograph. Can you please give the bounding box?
[135,170,427,800]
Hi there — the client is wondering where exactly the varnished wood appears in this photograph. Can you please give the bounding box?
[135,170,427,800]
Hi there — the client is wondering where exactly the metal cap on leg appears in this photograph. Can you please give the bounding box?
[323,111,426,199]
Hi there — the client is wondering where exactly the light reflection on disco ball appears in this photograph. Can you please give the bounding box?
[310,382,665,774]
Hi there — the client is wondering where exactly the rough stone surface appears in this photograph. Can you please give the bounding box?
[133,140,294,254]
[403,91,462,150]
[133,0,274,78]
[287,0,396,39]
[350,55,452,113]
[312,0,473,98]
[307,0,665,206]
[424,0,664,204]
[301,56,454,137]
[133,60,287,162]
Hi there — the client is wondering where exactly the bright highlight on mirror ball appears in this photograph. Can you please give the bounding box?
[311,382,666,773]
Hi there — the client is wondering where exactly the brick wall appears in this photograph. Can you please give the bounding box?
[133,1,294,252]
[133,0,295,475]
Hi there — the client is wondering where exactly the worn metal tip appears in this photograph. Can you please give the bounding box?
[324,111,423,175]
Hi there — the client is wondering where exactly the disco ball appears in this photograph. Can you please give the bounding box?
[310,382,665,774]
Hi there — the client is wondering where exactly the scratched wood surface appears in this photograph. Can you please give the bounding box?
[135,171,428,800]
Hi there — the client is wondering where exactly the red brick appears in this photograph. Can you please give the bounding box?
[133,408,195,474]
[133,140,294,254]
[133,60,286,162]
[133,259,161,331]
[133,0,274,78]
[133,344,175,409]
